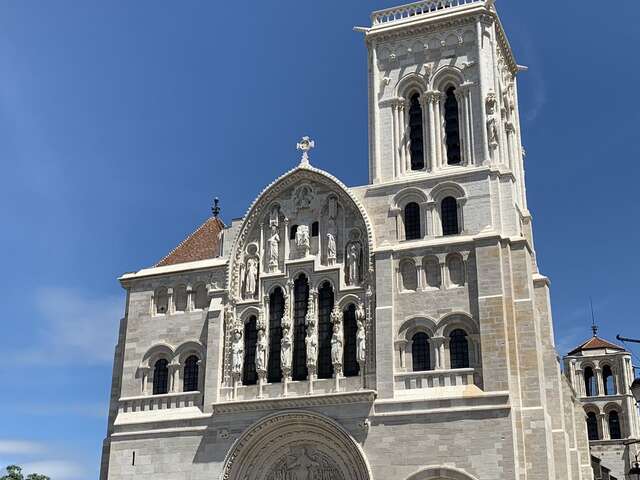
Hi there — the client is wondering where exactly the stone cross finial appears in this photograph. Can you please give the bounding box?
[296,136,315,166]
[211,197,221,218]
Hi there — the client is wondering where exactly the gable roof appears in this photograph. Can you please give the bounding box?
[567,336,626,356]
[155,216,225,267]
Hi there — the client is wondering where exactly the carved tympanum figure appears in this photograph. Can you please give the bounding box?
[296,225,310,254]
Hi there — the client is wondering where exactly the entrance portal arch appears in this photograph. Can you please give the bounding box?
[221,411,372,480]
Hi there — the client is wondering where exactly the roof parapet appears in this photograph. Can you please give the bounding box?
[370,0,488,27]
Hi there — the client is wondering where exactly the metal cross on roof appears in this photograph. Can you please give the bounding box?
[211,197,221,218]
[297,136,315,166]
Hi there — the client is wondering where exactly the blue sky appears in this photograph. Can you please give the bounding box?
[1,1,639,478]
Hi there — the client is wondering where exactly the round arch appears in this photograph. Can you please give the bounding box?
[221,411,372,480]
[406,465,480,480]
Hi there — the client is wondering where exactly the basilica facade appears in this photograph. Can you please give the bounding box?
[100,1,596,479]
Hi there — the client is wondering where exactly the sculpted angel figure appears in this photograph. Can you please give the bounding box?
[256,329,268,372]
[331,323,343,366]
[346,243,360,285]
[245,257,258,298]
[231,329,244,375]
[267,225,280,271]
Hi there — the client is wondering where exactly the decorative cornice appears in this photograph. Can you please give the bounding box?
[212,390,377,415]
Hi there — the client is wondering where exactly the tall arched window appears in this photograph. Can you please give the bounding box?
[400,260,418,292]
[292,275,309,381]
[183,355,199,392]
[409,93,425,171]
[343,304,359,377]
[444,86,461,165]
[243,316,258,386]
[155,288,168,315]
[404,202,421,240]
[449,329,470,369]
[268,287,285,383]
[412,333,430,372]
[441,197,459,236]
[424,256,441,289]
[153,359,169,395]
[317,282,334,379]
[174,285,188,312]
[602,365,615,395]
[447,254,465,287]
[586,412,599,441]
[608,411,622,440]
[193,284,208,310]
[584,367,597,396]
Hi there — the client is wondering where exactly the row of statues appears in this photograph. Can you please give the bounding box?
[229,300,367,382]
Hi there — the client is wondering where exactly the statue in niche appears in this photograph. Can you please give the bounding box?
[346,243,360,286]
[281,325,293,372]
[331,323,343,367]
[231,329,243,376]
[294,184,313,211]
[256,329,267,372]
[326,232,337,266]
[296,225,310,256]
[224,305,235,327]
[328,196,338,220]
[305,322,318,369]
[267,224,280,272]
[487,116,499,149]
[330,305,342,326]
[269,205,280,227]
[356,305,366,365]
[244,257,258,299]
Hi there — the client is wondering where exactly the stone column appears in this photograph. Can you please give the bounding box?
[599,413,609,440]
[431,336,446,370]
[167,287,174,315]
[202,296,226,412]
[427,91,438,171]
[425,201,436,239]
[420,94,429,171]
[168,362,180,393]
[392,100,400,178]
[283,217,290,261]
[399,100,407,175]
[595,366,604,397]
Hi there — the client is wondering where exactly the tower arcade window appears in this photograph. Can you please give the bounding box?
[408,93,425,170]
[317,282,335,379]
[441,197,459,236]
[608,411,622,440]
[444,86,461,165]
[268,287,285,383]
[586,412,599,441]
[311,221,319,237]
[183,355,199,392]
[602,365,615,395]
[193,283,208,310]
[343,304,360,377]
[290,225,298,240]
[584,367,597,397]
[449,329,470,369]
[243,316,258,386]
[152,359,169,395]
[292,275,309,381]
[404,202,421,240]
[155,288,168,314]
[412,332,431,372]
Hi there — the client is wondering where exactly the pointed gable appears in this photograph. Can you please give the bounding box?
[155,216,225,267]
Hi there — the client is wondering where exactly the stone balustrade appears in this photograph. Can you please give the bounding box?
[118,391,202,413]
[395,368,477,390]
[371,0,482,26]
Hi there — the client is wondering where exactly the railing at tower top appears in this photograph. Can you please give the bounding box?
[371,0,484,26]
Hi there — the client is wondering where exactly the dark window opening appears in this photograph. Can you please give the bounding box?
[243,316,258,385]
[587,412,599,441]
[444,86,461,165]
[441,197,459,236]
[153,359,169,395]
[609,411,622,440]
[404,202,421,240]
[449,329,470,369]
[412,332,430,371]
[292,276,309,381]
[409,93,425,170]
[317,282,334,379]
[603,365,615,396]
[268,287,285,383]
[343,304,360,377]
[311,221,319,237]
[183,355,199,392]
[584,367,597,397]
[290,225,298,240]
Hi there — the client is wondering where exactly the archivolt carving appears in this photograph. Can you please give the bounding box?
[222,411,372,480]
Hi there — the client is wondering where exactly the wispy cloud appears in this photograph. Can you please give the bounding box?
[16,287,122,365]
[0,440,87,480]
[0,440,45,456]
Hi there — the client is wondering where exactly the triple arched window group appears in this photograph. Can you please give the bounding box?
[153,283,208,316]
[240,276,361,385]
[583,364,617,397]
[585,408,623,441]
[400,253,465,292]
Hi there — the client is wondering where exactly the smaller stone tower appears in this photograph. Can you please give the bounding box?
[564,327,640,479]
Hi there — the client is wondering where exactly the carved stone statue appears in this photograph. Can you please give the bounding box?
[328,196,338,219]
[346,243,360,285]
[231,329,244,376]
[267,225,280,272]
[356,319,366,365]
[294,184,313,211]
[281,326,293,372]
[487,116,499,149]
[244,257,258,298]
[326,232,337,266]
[256,329,267,372]
[331,323,343,366]
[296,225,310,255]
[330,305,342,326]
[305,323,318,368]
